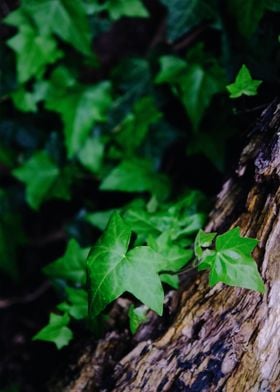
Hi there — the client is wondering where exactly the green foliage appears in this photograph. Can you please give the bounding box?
[226,65,263,98]
[13,151,69,209]
[44,239,89,285]
[105,0,149,20]
[33,313,73,349]
[196,228,265,292]
[128,305,148,334]
[1,0,276,353]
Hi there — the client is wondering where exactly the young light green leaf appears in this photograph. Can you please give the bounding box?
[155,56,187,84]
[44,239,89,286]
[100,160,170,199]
[7,25,62,83]
[128,305,148,334]
[87,212,167,317]
[45,82,112,157]
[21,0,92,55]
[194,229,216,258]
[106,0,149,20]
[33,313,73,349]
[13,152,60,210]
[58,288,88,320]
[226,65,262,98]
[198,227,265,292]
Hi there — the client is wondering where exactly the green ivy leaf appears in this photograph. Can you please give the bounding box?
[227,0,266,37]
[44,239,89,286]
[21,0,92,55]
[78,137,104,174]
[11,87,37,112]
[160,0,217,42]
[58,288,88,320]
[106,0,149,20]
[6,25,63,83]
[100,160,170,199]
[226,65,262,98]
[180,64,225,131]
[33,313,73,349]
[155,56,187,84]
[13,151,64,210]
[87,212,167,317]
[115,97,162,153]
[128,305,148,334]
[194,229,216,258]
[198,227,265,292]
[46,82,112,157]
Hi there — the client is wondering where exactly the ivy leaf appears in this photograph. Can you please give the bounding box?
[21,0,92,55]
[128,305,148,334]
[6,25,63,83]
[180,64,225,131]
[78,137,104,174]
[57,288,88,320]
[106,0,149,20]
[115,97,162,153]
[226,65,262,98]
[160,0,217,42]
[44,239,89,285]
[87,212,166,317]
[33,313,73,349]
[194,229,216,258]
[13,151,61,210]
[86,209,116,231]
[11,87,37,112]
[155,56,187,84]
[100,160,170,199]
[46,82,112,157]
[198,227,265,292]
[227,0,266,37]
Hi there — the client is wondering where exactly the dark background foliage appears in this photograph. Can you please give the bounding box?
[0,0,279,390]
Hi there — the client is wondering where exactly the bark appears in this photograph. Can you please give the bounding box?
[50,100,280,392]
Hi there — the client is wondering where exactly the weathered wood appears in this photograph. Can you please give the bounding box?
[50,100,280,392]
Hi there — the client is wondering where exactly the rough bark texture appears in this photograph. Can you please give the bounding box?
[50,100,280,392]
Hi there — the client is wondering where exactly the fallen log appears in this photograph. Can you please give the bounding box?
[50,100,280,392]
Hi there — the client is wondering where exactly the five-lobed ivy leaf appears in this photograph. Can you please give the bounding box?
[44,239,89,286]
[197,227,265,292]
[226,64,262,98]
[87,212,169,317]
[33,313,73,349]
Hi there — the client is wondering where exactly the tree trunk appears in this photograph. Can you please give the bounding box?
[50,100,280,392]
